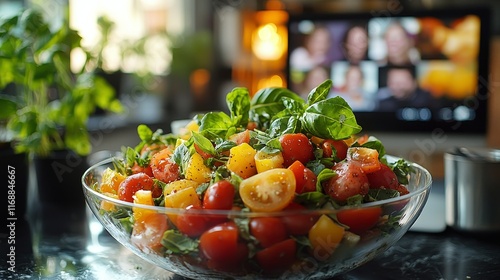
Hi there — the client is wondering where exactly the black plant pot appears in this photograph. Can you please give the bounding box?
[0,143,29,225]
[34,150,88,209]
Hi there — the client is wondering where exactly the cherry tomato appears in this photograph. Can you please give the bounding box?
[228,129,251,145]
[250,217,288,248]
[118,172,154,202]
[395,184,410,195]
[151,148,180,183]
[346,147,381,174]
[203,180,235,210]
[239,168,296,212]
[279,133,314,167]
[336,207,382,234]
[131,163,154,177]
[281,202,319,235]
[288,160,317,194]
[255,238,296,272]
[176,205,209,237]
[199,222,247,265]
[323,161,369,204]
[131,213,168,252]
[321,139,348,161]
[366,163,399,189]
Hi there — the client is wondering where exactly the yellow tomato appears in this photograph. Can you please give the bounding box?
[227,142,258,179]
[185,152,211,184]
[100,167,126,194]
[239,168,295,212]
[254,150,284,173]
[308,215,345,260]
[133,190,155,223]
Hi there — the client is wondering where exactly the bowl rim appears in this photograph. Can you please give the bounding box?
[82,156,432,216]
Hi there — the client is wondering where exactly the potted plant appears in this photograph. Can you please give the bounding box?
[0,9,123,210]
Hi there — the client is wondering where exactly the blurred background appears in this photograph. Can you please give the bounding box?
[1,0,499,180]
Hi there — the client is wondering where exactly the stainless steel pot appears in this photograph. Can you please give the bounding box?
[444,148,500,232]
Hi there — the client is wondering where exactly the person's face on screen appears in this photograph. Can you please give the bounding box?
[384,23,414,65]
[305,27,331,58]
[345,66,363,91]
[345,26,368,63]
[387,68,416,99]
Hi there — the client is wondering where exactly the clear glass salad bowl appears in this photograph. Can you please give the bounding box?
[82,156,432,280]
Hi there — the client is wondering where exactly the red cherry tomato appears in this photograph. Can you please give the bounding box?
[200,222,246,265]
[228,129,251,145]
[322,139,348,161]
[176,205,209,237]
[203,180,235,210]
[250,217,288,248]
[323,161,369,204]
[118,172,154,202]
[346,147,381,174]
[279,133,314,167]
[288,160,317,194]
[337,207,382,234]
[131,213,168,252]
[366,163,399,189]
[150,148,180,183]
[131,163,154,177]
[281,202,319,235]
[255,238,297,272]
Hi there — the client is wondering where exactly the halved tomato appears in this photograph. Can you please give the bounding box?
[347,147,381,174]
[239,168,296,212]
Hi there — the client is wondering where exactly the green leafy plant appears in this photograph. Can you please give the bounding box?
[0,9,123,156]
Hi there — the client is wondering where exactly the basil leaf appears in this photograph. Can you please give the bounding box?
[137,124,153,142]
[268,115,301,137]
[301,96,362,140]
[199,111,233,140]
[161,230,199,254]
[390,159,411,185]
[250,87,304,129]
[192,131,216,156]
[172,142,192,176]
[226,87,250,128]
[307,79,332,106]
[295,191,330,209]
[316,168,335,192]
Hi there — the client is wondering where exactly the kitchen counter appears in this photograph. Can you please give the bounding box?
[2,176,500,280]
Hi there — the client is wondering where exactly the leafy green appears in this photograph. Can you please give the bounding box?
[161,230,199,254]
[301,96,362,140]
[390,159,412,185]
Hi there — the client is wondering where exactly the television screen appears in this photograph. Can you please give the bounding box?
[286,8,491,134]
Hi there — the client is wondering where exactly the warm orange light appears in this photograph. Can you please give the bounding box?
[190,68,210,96]
[251,10,288,61]
[257,74,284,89]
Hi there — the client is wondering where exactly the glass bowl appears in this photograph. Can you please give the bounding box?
[82,156,432,279]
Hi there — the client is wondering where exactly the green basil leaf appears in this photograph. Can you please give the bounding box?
[301,96,362,140]
[161,230,199,254]
[137,124,153,142]
[307,79,332,106]
[250,87,304,129]
[172,142,192,176]
[192,131,216,156]
[316,168,336,192]
[268,115,301,137]
[199,111,233,140]
[390,159,411,185]
[294,191,330,209]
[226,87,250,128]
[0,95,17,119]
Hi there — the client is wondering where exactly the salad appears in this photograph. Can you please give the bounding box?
[93,79,412,274]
